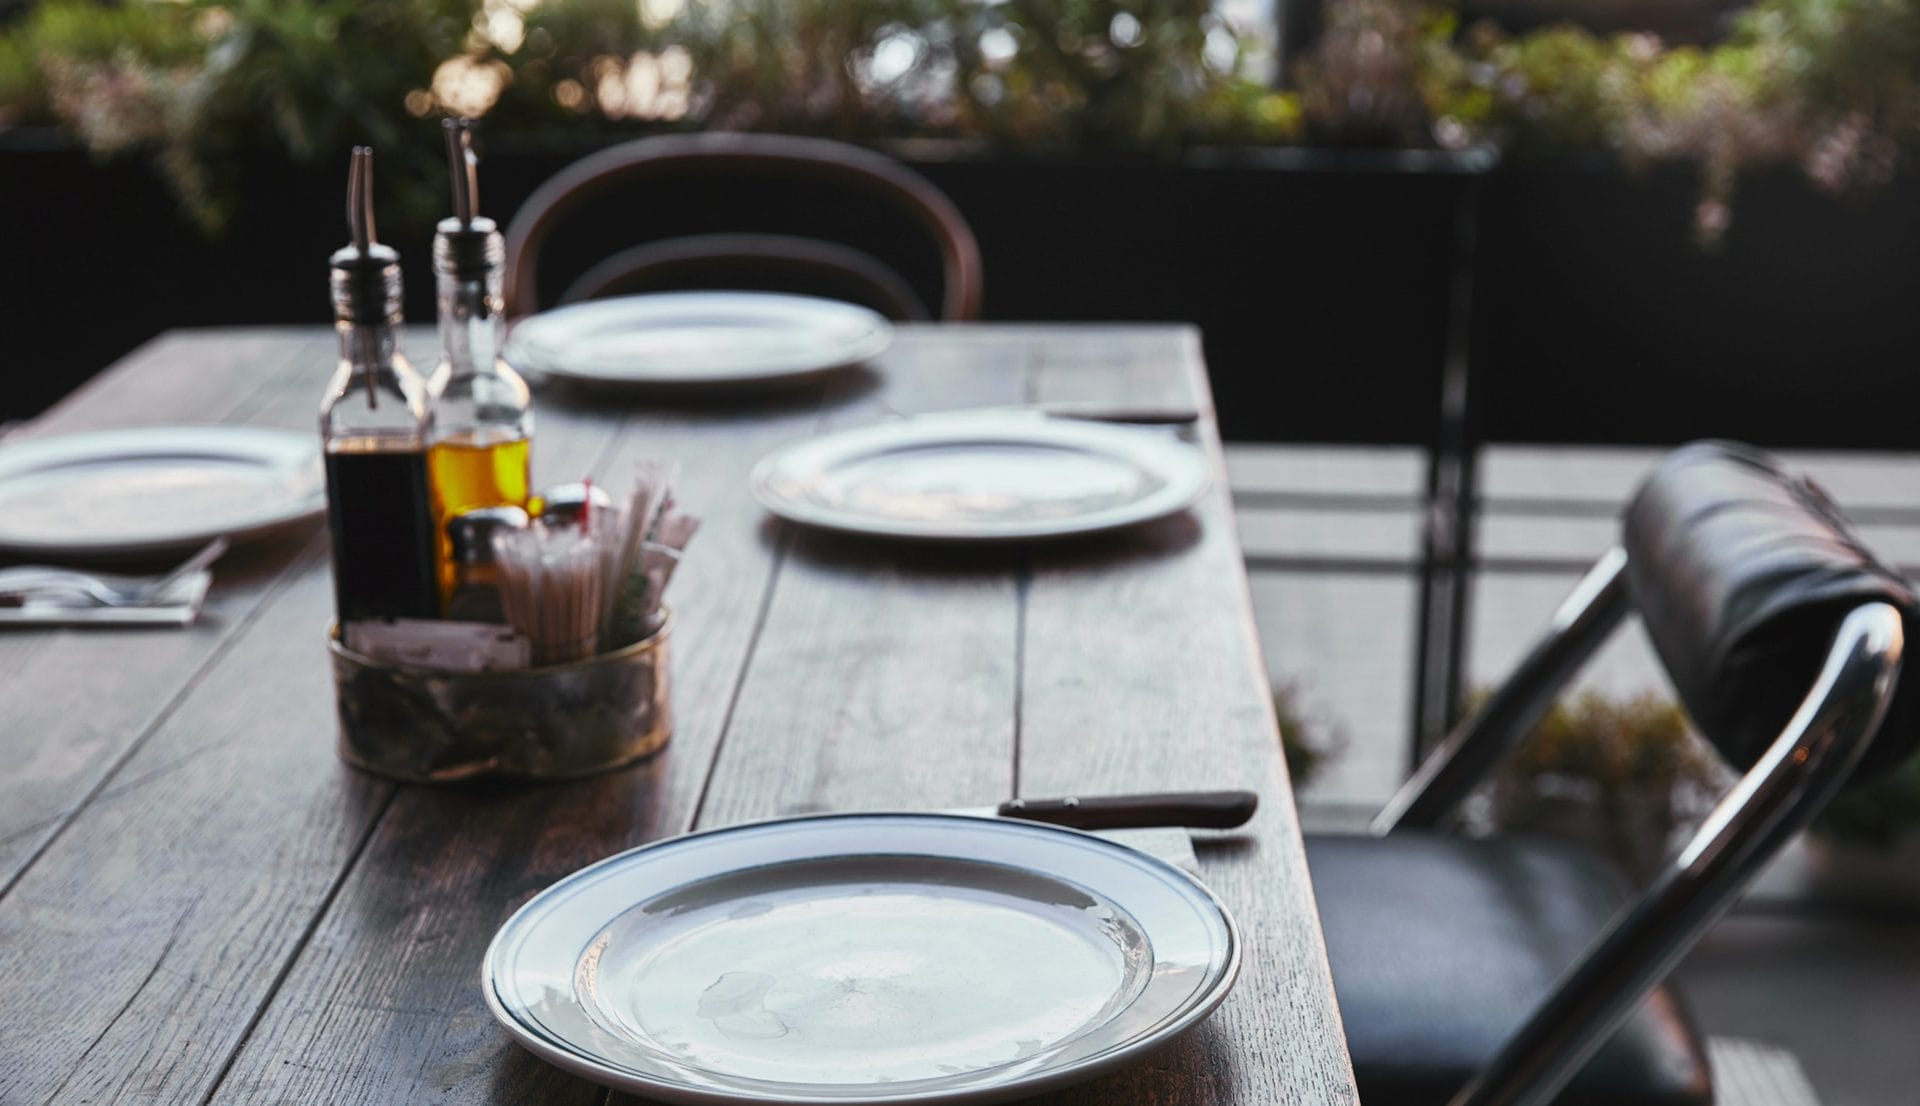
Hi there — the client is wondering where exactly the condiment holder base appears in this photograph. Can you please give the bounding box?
[328,612,671,783]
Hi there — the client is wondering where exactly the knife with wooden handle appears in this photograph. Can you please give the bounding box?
[991,790,1257,831]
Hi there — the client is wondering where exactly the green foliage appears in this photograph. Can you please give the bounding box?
[483,0,650,129]
[1498,690,1717,793]
[8,0,1919,239]
[1485,689,1722,877]
[1814,752,1920,848]
[662,0,1294,151]
[0,0,201,134]
[0,0,1297,232]
[1297,0,1920,236]
[1274,682,1338,787]
[0,0,477,228]
[1481,687,1920,853]
[1293,0,1457,146]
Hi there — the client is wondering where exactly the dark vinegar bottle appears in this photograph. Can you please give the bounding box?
[323,442,437,623]
[322,147,440,634]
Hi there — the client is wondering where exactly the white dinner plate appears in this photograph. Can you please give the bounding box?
[506,292,893,390]
[0,426,324,557]
[749,412,1210,541]
[484,813,1240,1105]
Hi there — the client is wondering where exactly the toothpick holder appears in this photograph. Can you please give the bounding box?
[328,611,672,783]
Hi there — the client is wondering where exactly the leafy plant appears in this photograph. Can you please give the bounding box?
[1484,689,1724,877]
[1299,0,1920,238]
[0,0,1298,231]
[1274,682,1340,787]
[1482,686,1920,855]
[1498,690,1717,791]
[0,0,483,228]
[488,0,1300,148]
[8,0,1918,240]
[1813,752,1920,848]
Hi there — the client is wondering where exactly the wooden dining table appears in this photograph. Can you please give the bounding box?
[0,324,1356,1106]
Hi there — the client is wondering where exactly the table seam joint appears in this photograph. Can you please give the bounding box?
[687,524,793,832]
[0,537,324,905]
[1011,563,1030,799]
[196,782,402,1106]
[33,911,190,1106]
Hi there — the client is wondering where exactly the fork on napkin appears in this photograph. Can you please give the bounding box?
[0,538,226,627]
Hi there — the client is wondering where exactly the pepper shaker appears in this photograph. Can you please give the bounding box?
[444,505,529,623]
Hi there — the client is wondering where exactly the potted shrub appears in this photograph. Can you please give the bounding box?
[1275,682,1342,788]
[1486,690,1724,881]
[1814,755,1920,850]
[1294,0,1920,449]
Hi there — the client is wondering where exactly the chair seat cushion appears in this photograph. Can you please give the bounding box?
[1304,832,1713,1106]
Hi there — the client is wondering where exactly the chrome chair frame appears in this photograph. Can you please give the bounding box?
[1368,546,1905,1106]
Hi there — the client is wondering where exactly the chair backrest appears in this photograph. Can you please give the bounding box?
[502,133,983,322]
[1623,441,1919,777]
[1374,440,1915,1106]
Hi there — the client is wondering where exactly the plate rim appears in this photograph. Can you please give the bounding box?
[506,291,894,388]
[0,424,325,556]
[747,412,1212,542]
[481,811,1242,1106]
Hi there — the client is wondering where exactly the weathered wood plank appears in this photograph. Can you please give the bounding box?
[0,325,1351,1106]
[203,330,1044,1106]
[0,541,390,1106]
[204,381,847,1105]
[598,335,1035,1106]
[13,327,312,441]
[1017,329,1358,1105]
[0,328,634,1106]
[0,330,331,889]
[0,329,376,1102]
[686,330,1034,832]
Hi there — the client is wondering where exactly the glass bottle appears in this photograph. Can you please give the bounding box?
[321,148,439,629]
[425,218,532,605]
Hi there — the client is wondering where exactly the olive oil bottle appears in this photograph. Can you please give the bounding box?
[426,119,532,605]
[321,147,439,629]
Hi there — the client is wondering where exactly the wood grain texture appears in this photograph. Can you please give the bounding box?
[0,328,629,1106]
[0,325,1355,1106]
[686,329,1034,833]
[0,541,390,1106]
[1016,328,1359,1106]
[206,379,845,1106]
[0,329,330,889]
[205,336,1026,1105]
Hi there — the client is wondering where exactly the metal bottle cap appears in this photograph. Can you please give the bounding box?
[434,118,504,280]
[447,505,530,565]
[532,483,615,530]
[331,146,403,324]
[433,217,505,279]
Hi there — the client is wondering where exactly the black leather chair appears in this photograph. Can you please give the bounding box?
[1306,441,1918,1106]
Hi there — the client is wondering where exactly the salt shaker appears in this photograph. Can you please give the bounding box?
[531,482,615,530]
[444,505,529,623]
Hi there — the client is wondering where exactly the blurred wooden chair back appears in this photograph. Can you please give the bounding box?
[503,133,983,322]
